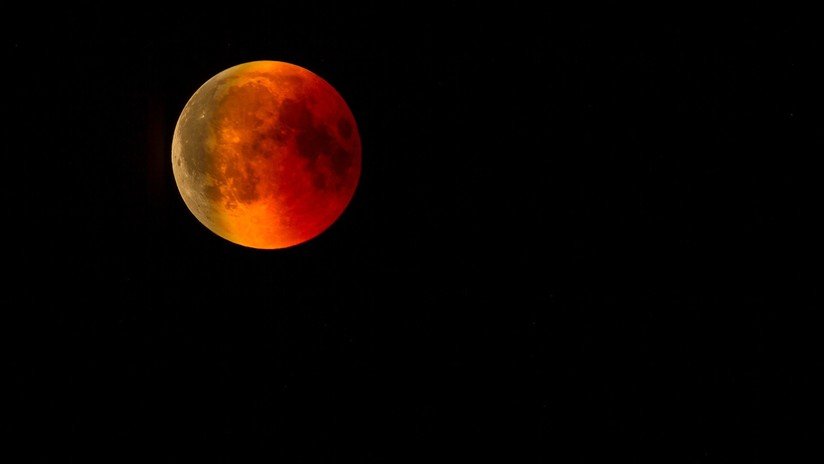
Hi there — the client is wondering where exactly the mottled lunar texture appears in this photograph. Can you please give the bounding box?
[172,61,361,249]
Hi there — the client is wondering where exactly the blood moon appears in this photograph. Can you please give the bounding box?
[172,61,361,249]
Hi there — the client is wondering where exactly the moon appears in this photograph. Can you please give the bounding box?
[172,61,361,249]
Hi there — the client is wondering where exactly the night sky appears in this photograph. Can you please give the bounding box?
[9,6,822,462]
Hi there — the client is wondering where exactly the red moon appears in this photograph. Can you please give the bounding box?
[172,61,361,249]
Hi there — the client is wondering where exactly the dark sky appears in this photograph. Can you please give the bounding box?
[8,6,822,462]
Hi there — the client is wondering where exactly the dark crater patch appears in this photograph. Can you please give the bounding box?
[330,147,354,176]
[337,117,353,140]
[281,97,346,167]
[235,163,260,203]
[204,184,222,201]
[312,172,327,190]
[222,160,260,203]
[280,98,313,129]
[251,133,282,158]
[296,128,334,163]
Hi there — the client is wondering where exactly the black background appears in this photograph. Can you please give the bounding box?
[8,5,822,462]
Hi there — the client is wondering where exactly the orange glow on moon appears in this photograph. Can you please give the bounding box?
[172,61,361,249]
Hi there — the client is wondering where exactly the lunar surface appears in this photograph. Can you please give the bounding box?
[172,61,361,249]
